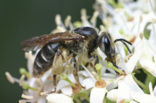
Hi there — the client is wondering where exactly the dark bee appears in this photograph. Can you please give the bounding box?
[21,27,131,78]
[73,27,132,68]
[21,32,85,77]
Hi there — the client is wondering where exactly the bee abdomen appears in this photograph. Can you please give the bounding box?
[33,43,60,77]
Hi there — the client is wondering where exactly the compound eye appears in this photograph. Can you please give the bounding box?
[99,32,111,53]
[103,36,111,52]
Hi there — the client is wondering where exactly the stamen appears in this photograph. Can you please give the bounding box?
[21,94,33,100]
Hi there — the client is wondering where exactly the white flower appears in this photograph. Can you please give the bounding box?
[46,93,73,103]
[125,39,143,73]
[56,80,73,96]
[154,86,156,96]
[6,0,156,103]
[79,70,96,90]
[131,93,156,103]
[117,74,144,102]
[90,87,107,103]
[107,75,156,103]
[107,89,118,102]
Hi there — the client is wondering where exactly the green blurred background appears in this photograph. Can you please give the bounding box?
[0,0,94,102]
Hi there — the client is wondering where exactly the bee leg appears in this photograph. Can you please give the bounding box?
[93,54,99,64]
[93,54,99,71]
[53,74,57,92]
[71,53,83,84]
[85,54,99,72]
[72,55,84,91]
[51,49,64,92]
[72,56,79,83]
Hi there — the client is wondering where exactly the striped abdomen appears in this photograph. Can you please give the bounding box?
[33,43,60,77]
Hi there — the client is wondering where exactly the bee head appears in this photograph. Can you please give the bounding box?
[98,32,116,65]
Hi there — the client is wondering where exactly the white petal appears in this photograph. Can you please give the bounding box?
[126,40,143,74]
[79,71,90,77]
[131,93,156,103]
[47,93,73,103]
[149,82,154,96]
[130,101,138,103]
[41,69,52,82]
[107,89,118,102]
[154,86,156,96]
[57,80,69,91]
[61,86,73,96]
[126,41,143,73]
[56,80,72,96]
[139,40,156,77]
[81,64,96,81]
[149,24,156,52]
[106,82,118,91]
[28,78,37,87]
[140,57,156,77]
[90,87,106,103]
[80,78,95,90]
[68,74,76,83]
[37,97,46,103]
[97,47,106,61]
[25,52,35,73]
[117,75,143,102]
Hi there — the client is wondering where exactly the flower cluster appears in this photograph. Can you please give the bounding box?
[6,0,156,103]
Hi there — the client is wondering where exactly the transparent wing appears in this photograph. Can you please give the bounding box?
[21,32,85,52]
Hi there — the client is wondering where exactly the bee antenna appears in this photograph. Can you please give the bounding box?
[114,39,132,53]
[114,39,132,45]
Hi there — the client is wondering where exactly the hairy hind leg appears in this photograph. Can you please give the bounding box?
[72,56,79,83]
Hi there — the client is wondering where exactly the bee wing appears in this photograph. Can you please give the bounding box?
[21,34,48,52]
[21,32,85,52]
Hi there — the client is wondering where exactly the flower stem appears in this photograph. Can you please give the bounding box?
[107,62,124,75]
[61,73,76,87]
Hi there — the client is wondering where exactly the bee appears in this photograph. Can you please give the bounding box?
[21,32,85,76]
[21,27,131,82]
